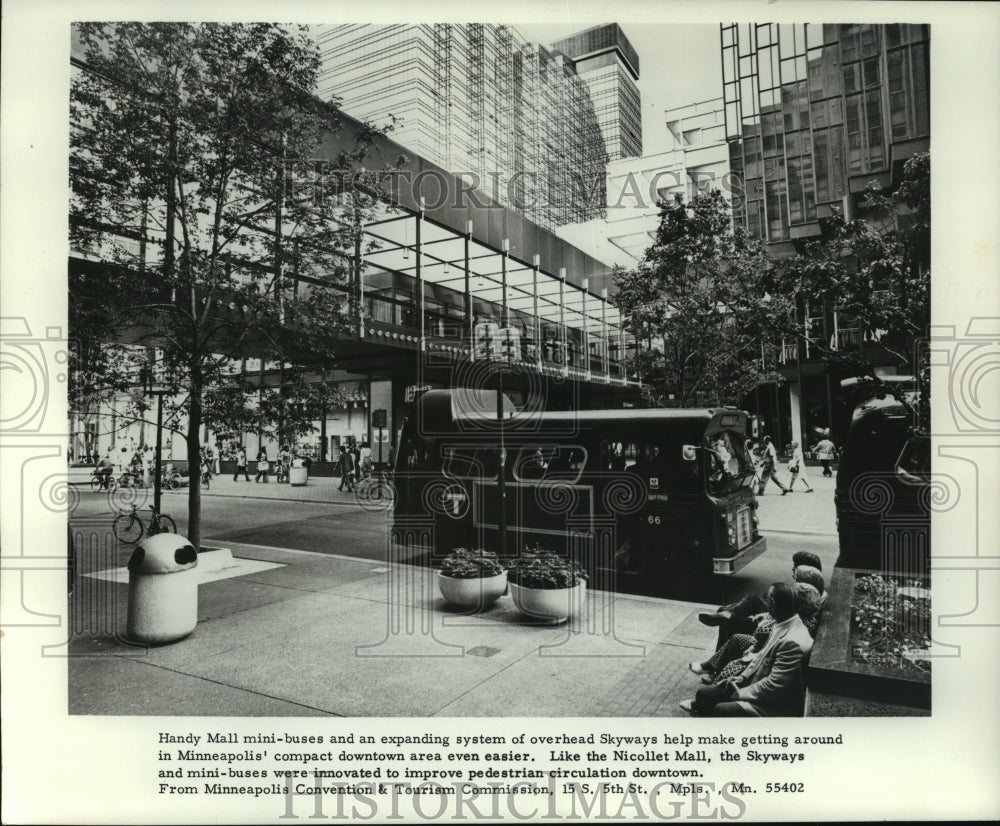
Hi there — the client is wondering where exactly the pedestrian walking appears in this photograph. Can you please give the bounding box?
[352,443,362,484]
[338,447,355,492]
[255,448,270,483]
[204,443,217,475]
[745,439,763,489]
[813,431,836,477]
[234,446,250,481]
[200,453,214,488]
[359,442,373,480]
[786,441,814,492]
[278,445,292,483]
[755,435,789,495]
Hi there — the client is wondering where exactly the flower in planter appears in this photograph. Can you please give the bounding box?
[850,573,931,672]
[439,547,505,579]
[505,545,588,590]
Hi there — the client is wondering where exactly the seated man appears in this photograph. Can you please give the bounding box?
[691,582,824,685]
[680,581,813,717]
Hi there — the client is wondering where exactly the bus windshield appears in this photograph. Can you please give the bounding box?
[705,430,754,495]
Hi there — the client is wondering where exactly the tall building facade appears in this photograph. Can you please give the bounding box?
[721,23,929,252]
[551,23,643,160]
[720,23,930,451]
[557,97,731,266]
[314,24,608,232]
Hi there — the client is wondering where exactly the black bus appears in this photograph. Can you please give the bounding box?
[391,390,766,583]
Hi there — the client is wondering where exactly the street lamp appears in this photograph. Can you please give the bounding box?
[472,275,519,555]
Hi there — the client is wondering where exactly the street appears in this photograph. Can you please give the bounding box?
[69,466,838,606]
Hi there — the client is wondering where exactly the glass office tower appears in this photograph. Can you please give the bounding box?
[721,23,929,249]
[315,24,608,231]
[551,23,643,160]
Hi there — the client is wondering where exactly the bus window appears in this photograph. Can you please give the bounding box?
[627,442,665,477]
[513,446,587,483]
[548,446,586,480]
[404,436,437,469]
[443,444,500,480]
[514,446,552,480]
[705,430,754,494]
[603,440,627,471]
[601,439,644,471]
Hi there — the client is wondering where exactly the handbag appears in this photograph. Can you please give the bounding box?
[258,460,270,472]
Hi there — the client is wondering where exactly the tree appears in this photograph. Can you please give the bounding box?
[70,23,395,547]
[770,152,931,431]
[613,190,793,407]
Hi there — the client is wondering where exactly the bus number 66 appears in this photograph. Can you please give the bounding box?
[647,515,661,525]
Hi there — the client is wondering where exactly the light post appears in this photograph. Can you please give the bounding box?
[472,257,519,556]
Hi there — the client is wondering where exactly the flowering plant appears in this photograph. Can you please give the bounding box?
[851,574,931,673]
[506,545,588,589]
[439,548,505,579]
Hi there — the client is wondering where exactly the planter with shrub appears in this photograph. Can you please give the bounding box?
[437,548,507,610]
[506,546,588,623]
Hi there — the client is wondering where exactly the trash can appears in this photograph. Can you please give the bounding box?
[126,533,199,644]
[289,458,308,487]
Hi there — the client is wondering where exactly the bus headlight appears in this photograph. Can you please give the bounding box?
[727,526,736,546]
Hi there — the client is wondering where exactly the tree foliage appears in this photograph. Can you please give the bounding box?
[70,23,395,545]
[771,152,931,430]
[613,190,793,407]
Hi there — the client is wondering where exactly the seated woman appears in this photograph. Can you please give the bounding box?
[690,582,823,684]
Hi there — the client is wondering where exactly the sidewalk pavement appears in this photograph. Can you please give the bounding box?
[66,465,837,718]
[755,468,838,537]
[68,538,723,717]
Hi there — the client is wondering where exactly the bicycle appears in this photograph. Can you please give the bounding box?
[112,504,177,543]
[158,469,182,490]
[118,469,146,488]
[90,470,117,492]
[200,464,212,490]
[355,471,392,502]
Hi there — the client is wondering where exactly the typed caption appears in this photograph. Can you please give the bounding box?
[154,728,845,820]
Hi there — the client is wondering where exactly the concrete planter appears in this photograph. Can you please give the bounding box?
[197,546,234,573]
[807,567,931,714]
[509,581,586,624]
[437,571,507,610]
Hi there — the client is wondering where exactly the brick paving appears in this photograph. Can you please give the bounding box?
[590,635,704,717]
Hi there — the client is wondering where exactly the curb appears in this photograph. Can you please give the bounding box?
[70,480,373,508]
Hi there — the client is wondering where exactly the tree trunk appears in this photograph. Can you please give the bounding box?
[186,366,203,550]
